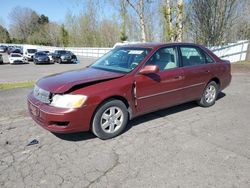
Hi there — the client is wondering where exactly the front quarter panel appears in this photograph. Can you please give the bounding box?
[71,75,135,117]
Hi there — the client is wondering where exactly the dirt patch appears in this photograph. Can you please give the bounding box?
[231,64,250,74]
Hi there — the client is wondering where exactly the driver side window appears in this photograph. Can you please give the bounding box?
[146,47,178,71]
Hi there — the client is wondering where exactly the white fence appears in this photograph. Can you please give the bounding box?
[2,40,249,62]
[34,41,250,63]
[36,46,112,58]
[210,40,249,63]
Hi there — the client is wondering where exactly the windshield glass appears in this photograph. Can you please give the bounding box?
[11,54,22,57]
[56,50,68,55]
[91,47,151,73]
[35,52,46,56]
[27,49,37,53]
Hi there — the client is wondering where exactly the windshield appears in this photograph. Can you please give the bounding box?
[35,52,47,56]
[91,47,151,73]
[11,54,22,57]
[56,50,68,55]
[27,49,37,53]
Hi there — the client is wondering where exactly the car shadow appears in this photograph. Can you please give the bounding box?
[53,92,226,141]
[53,131,96,141]
[125,92,226,131]
[34,63,55,65]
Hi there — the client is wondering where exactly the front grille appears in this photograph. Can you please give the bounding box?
[14,60,23,63]
[33,85,51,104]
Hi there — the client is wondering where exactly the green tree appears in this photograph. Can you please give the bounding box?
[38,14,49,24]
[0,25,11,43]
[60,24,69,47]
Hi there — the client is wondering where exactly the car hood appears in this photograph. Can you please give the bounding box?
[37,56,48,59]
[36,67,125,93]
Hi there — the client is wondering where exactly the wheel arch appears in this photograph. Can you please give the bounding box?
[90,95,132,130]
[209,77,220,89]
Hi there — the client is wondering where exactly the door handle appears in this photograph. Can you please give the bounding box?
[174,75,183,79]
[205,70,210,73]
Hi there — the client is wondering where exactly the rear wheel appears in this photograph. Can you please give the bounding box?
[197,81,218,107]
[92,100,128,140]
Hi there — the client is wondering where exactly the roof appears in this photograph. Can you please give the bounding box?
[116,42,204,49]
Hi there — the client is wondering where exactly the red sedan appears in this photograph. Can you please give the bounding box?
[27,43,231,139]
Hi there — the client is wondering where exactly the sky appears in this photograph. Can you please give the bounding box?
[0,0,110,28]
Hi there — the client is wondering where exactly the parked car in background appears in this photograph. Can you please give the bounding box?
[0,54,3,64]
[48,52,54,62]
[0,45,7,53]
[7,48,22,55]
[33,51,52,64]
[52,50,77,64]
[23,48,37,61]
[27,43,231,139]
[9,53,24,64]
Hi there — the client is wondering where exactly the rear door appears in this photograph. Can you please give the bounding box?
[179,46,214,101]
[134,46,186,115]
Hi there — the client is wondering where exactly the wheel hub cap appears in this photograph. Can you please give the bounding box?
[205,85,216,103]
[100,107,124,133]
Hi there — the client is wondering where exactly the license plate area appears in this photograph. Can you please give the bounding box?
[29,103,39,116]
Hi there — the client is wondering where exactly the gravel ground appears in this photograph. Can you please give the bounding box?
[0,68,250,187]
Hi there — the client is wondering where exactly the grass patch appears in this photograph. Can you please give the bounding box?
[0,81,35,90]
[235,61,250,64]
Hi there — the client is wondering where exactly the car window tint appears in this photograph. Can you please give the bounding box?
[91,48,151,73]
[204,52,214,63]
[180,47,206,67]
[147,47,178,71]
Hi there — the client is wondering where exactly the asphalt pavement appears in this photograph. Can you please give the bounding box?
[0,71,250,187]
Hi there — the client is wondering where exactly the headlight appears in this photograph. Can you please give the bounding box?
[50,94,87,108]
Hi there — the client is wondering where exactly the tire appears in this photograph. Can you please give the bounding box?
[92,100,128,140]
[197,81,218,107]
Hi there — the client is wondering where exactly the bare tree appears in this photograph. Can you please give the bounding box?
[176,0,183,42]
[45,22,61,46]
[164,0,173,41]
[190,0,237,46]
[120,0,128,41]
[162,0,184,42]
[229,0,250,41]
[126,0,147,42]
[9,7,39,41]
[99,19,120,47]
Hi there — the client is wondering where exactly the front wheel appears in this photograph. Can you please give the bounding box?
[197,81,218,107]
[92,100,128,140]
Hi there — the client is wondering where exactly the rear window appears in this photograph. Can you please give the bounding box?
[180,47,206,66]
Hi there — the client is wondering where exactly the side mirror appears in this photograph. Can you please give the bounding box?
[139,65,159,74]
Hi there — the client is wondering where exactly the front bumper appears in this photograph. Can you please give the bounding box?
[35,59,51,64]
[61,58,76,63]
[27,92,95,133]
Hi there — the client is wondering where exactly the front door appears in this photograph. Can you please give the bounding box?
[134,46,186,115]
